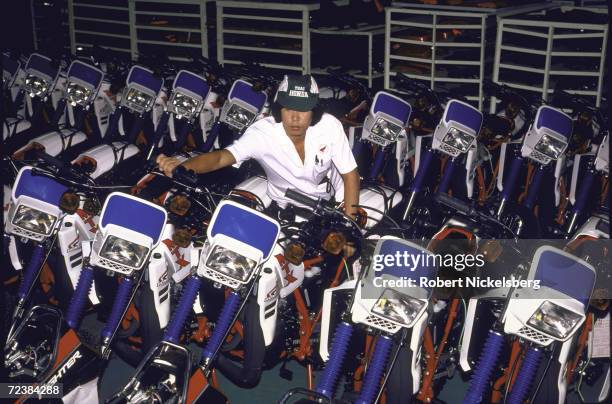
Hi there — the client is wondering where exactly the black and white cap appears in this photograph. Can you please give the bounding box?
[275,74,319,112]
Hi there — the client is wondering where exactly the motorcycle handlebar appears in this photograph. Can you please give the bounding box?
[35,150,89,183]
[284,188,319,210]
[435,192,472,216]
[172,165,199,188]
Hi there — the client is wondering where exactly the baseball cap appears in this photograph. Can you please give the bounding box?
[275,74,319,112]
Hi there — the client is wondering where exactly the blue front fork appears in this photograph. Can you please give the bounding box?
[522,165,546,210]
[315,321,354,398]
[356,335,394,404]
[14,243,46,318]
[200,291,241,369]
[438,157,458,195]
[65,264,96,329]
[566,169,597,235]
[368,147,387,182]
[100,277,136,356]
[463,330,505,404]
[497,154,524,218]
[163,275,202,343]
[201,122,221,152]
[507,347,543,404]
[402,147,434,220]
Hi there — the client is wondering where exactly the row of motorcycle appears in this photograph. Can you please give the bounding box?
[1,48,609,404]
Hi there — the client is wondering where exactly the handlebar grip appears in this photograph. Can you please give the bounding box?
[36,150,86,182]
[435,192,471,216]
[172,165,198,187]
[285,188,318,209]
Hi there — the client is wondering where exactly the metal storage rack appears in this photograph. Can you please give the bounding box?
[216,1,320,74]
[492,6,608,110]
[31,0,70,52]
[385,2,553,110]
[311,24,386,88]
[133,0,213,62]
[69,0,213,61]
[69,0,132,56]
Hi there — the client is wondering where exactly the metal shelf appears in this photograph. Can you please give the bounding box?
[69,0,131,55]
[32,0,70,51]
[216,0,319,74]
[492,5,608,110]
[310,24,387,88]
[385,2,554,110]
[69,0,212,60]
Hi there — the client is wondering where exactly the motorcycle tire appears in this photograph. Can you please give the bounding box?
[215,295,266,388]
[385,341,415,404]
[137,286,163,356]
[530,351,562,404]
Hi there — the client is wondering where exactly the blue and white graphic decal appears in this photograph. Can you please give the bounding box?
[12,166,68,206]
[126,65,163,95]
[532,247,595,306]
[228,79,267,111]
[68,60,104,89]
[362,91,412,147]
[99,192,167,245]
[25,53,59,82]
[208,200,280,260]
[443,100,483,135]
[173,70,210,99]
[432,99,483,157]
[535,106,573,140]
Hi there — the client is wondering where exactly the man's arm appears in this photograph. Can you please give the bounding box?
[157,150,236,177]
[341,168,360,219]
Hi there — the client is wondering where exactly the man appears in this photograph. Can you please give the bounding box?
[157,74,360,217]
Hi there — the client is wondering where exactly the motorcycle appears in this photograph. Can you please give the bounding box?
[495,105,574,237]
[12,59,107,162]
[107,193,281,403]
[3,53,63,153]
[6,190,169,402]
[280,236,437,403]
[462,236,598,403]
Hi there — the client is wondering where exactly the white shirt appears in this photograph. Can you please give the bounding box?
[226,113,357,207]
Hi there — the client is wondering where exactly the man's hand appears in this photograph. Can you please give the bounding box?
[341,168,360,219]
[156,154,182,177]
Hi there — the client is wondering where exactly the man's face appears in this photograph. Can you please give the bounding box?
[281,108,312,139]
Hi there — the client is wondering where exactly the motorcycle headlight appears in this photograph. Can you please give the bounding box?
[205,245,257,282]
[527,301,583,339]
[534,135,566,160]
[65,81,93,107]
[99,235,149,269]
[371,288,425,327]
[169,91,201,121]
[370,117,403,142]
[24,74,50,98]
[12,205,57,235]
[442,127,475,153]
[225,103,256,130]
[122,87,154,113]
